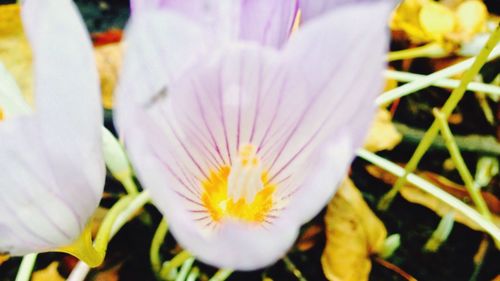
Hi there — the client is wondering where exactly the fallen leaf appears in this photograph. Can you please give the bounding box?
[0,254,9,265]
[365,165,500,231]
[455,0,488,39]
[93,263,122,281]
[419,1,456,42]
[364,109,403,152]
[0,4,33,105]
[32,262,64,281]
[94,42,123,109]
[322,178,387,281]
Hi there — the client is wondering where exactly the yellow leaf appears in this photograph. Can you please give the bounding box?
[94,43,123,110]
[322,178,387,281]
[400,184,500,231]
[365,165,500,232]
[0,254,9,265]
[364,109,402,152]
[456,0,487,39]
[419,1,456,42]
[32,262,65,281]
[0,4,34,105]
[390,0,431,43]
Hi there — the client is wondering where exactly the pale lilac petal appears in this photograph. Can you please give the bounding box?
[239,0,298,48]
[131,0,298,48]
[264,0,391,188]
[22,0,105,195]
[299,0,389,23]
[118,9,208,107]
[0,119,84,255]
[0,0,104,255]
[121,106,299,269]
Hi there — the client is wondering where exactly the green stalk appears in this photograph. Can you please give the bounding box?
[433,109,492,219]
[358,149,500,246]
[160,251,192,279]
[14,253,37,281]
[209,269,234,281]
[383,70,500,99]
[377,27,500,211]
[283,256,307,281]
[376,36,500,106]
[186,267,200,281]
[67,191,151,281]
[387,42,448,61]
[150,219,169,274]
[175,258,195,281]
[424,212,455,252]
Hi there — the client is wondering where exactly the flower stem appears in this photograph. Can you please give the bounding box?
[67,191,151,281]
[283,256,307,281]
[160,251,191,279]
[209,269,233,281]
[387,42,448,61]
[433,108,492,220]
[376,36,500,106]
[186,267,200,281]
[150,219,169,274]
[383,70,500,99]
[377,26,500,211]
[424,212,455,252]
[357,149,500,246]
[175,257,195,281]
[14,253,37,281]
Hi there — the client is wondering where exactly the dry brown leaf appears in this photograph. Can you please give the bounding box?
[32,262,64,281]
[366,165,500,231]
[0,254,9,265]
[0,4,33,105]
[322,178,387,281]
[364,109,403,152]
[94,264,122,281]
[94,43,123,109]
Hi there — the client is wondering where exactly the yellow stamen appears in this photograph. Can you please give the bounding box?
[201,144,275,223]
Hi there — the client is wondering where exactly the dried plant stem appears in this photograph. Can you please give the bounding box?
[358,149,500,246]
[373,257,417,281]
[433,109,492,220]
[384,70,500,99]
[283,256,307,281]
[377,27,500,211]
[14,253,37,281]
[150,219,169,274]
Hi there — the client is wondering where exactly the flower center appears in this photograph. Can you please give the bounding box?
[201,144,275,223]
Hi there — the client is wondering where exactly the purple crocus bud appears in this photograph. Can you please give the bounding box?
[116,0,390,270]
[0,0,105,255]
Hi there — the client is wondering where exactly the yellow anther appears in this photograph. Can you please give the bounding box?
[200,144,275,223]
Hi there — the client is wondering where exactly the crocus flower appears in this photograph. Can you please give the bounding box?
[0,0,104,256]
[116,0,390,270]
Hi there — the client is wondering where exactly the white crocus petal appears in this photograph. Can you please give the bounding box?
[0,0,104,255]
